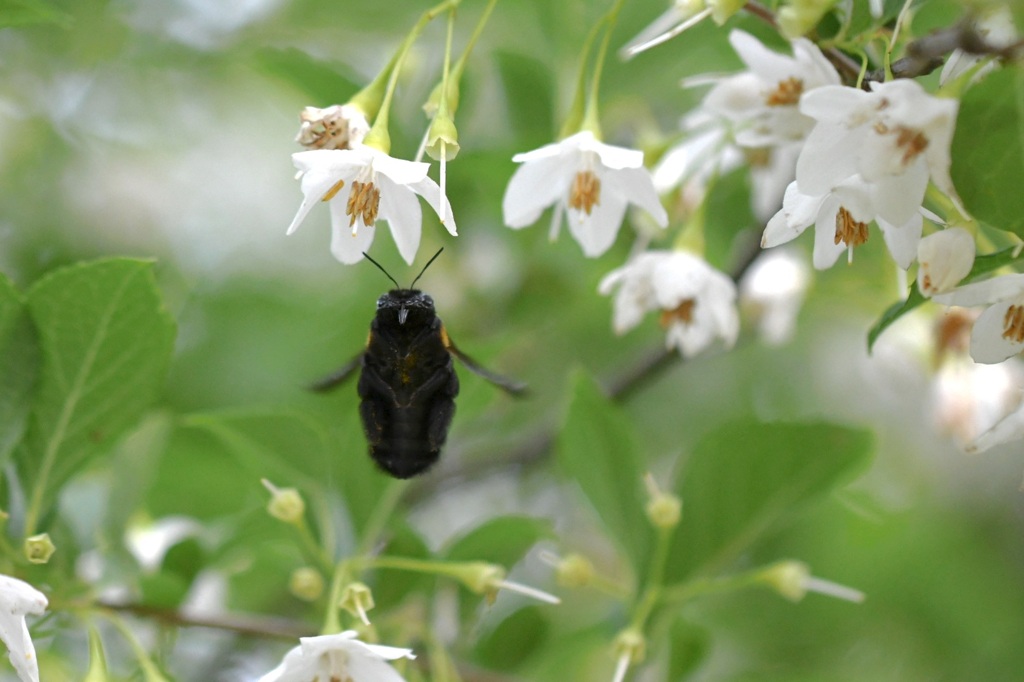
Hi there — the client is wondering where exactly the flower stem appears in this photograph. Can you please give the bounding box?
[321,560,351,635]
[364,0,460,153]
[103,611,171,681]
[560,13,608,140]
[449,0,499,91]
[356,479,408,557]
[580,0,628,137]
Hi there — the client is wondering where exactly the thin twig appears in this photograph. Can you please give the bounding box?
[97,601,310,640]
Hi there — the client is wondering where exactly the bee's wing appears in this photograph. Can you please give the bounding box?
[309,353,363,392]
[442,327,527,396]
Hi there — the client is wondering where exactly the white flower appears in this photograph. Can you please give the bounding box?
[916,227,976,297]
[0,575,48,682]
[933,274,1024,364]
[258,631,415,682]
[796,79,960,223]
[598,250,739,357]
[503,131,668,258]
[703,30,840,148]
[932,351,1023,452]
[296,104,371,150]
[941,7,1017,86]
[762,176,922,270]
[740,247,811,345]
[287,146,456,265]
[963,395,1024,453]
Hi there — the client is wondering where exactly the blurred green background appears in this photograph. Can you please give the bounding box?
[1,0,1023,680]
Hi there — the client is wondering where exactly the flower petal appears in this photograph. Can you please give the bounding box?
[933,274,1024,307]
[795,121,862,194]
[761,181,821,248]
[502,155,570,228]
[608,166,668,226]
[566,187,628,257]
[287,150,364,235]
[368,147,431,186]
[877,211,922,270]
[377,175,423,265]
[328,200,377,264]
[968,402,1024,453]
[970,301,1024,364]
[407,176,457,236]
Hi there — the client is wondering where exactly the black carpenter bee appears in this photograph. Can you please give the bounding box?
[312,248,526,478]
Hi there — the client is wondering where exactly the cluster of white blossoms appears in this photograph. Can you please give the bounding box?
[286,104,456,266]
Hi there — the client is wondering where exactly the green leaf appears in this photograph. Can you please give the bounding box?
[664,420,872,583]
[0,273,38,463]
[0,0,72,27]
[20,259,175,534]
[951,68,1024,237]
[667,618,710,681]
[556,370,654,573]
[867,245,1021,351]
[474,606,550,671]
[444,515,552,567]
[255,47,361,104]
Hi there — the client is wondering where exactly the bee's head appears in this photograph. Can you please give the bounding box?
[377,289,435,325]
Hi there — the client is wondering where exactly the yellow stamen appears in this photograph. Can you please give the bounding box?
[321,179,345,202]
[347,180,381,230]
[765,77,804,106]
[834,207,869,248]
[570,170,601,215]
[1003,304,1024,343]
[660,299,696,328]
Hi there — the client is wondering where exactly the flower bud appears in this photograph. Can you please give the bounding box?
[759,560,865,603]
[553,553,595,588]
[643,473,682,529]
[289,567,325,602]
[425,113,460,162]
[708,0,744,24]
[777,0,834,38]
[613,627,646,665]
[262,479,305,524]
[24,533,55,564]
[83,626,110,682]
[448,561,560,605]
[340,581,376,625]
[917,227,976,297]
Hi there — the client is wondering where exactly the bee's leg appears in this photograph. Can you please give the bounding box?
[309,354,363,392]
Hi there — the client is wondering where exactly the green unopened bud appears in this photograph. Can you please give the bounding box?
[759,560,865,603]
[289,567,325,602]
[777,0,836,38]
[613,627,646,665]
[643,473,682,529]
[262,479,305,524]
[24,533,55,564]
[423,80,461,118]
[425,113,460,162]
[448,561,560,605]
[554,553,595,588]
[708,0,744,24]
[340,581,376,625]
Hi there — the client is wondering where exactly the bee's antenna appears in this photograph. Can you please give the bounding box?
[409,247,444,289]
[362,252,400,289]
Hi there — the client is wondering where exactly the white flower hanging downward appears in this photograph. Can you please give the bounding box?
[599,250,738,357]
[503,131,668,258]
[288,146,456,265]
[933,273,1024,364]
[258,631,415,682]
[0,575,48,682]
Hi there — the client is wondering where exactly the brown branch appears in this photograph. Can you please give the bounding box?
[97,600,310,640]
[407,231,766,501]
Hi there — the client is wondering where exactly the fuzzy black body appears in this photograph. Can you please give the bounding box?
[358,289,459,478]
